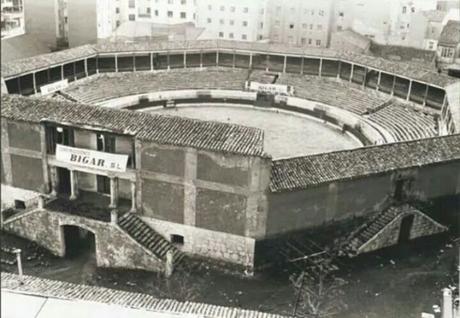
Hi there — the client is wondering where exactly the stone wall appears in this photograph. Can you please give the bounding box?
[141,217,255,269]
[3,209,164,272]
[359,211,447,254]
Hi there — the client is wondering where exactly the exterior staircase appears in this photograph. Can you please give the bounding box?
[117,213,185,266]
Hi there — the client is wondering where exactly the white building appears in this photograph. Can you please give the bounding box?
[1,0,25,38]
[195,0,269,42]
[266,0,334,47]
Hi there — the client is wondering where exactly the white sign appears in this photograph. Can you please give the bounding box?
[40,79,69,96]
[245,81,294,96]
[56,144,129,173]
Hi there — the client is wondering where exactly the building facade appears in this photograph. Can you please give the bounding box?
[1,0,25,38]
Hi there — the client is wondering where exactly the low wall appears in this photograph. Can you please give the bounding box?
[3,209,164,272]
[1,185,40,210]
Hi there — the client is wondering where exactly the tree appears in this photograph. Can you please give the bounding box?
[290,259,347,318]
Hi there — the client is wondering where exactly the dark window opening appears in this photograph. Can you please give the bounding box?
[14,200,26,209]
[97,175,110,195]
[171,234,184,245]
[398,214,414,243]
[46,125,74,154]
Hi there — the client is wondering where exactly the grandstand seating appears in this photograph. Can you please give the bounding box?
[63,68,248,104]
[278,74,387,115]
[367,102,438,141]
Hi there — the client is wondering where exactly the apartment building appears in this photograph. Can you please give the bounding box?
[407,9,447,50]
[122,0,196,24]
[266,0,334,47]
[195,0,268,42]
[1,0,25,38]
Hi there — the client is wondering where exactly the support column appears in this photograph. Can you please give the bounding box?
[422,85,429,106]
[406,80,412,101]
[183,51,187,68]
[216,50,219,66]
[133,54,136,72]
[96,57,100,74]
[391,76,396,96]
[376,71,382,91]
[32,72,37,94]
[115,55,119,72]
[73,62,76,81]
[300,57,304,75]
[84,58,88,77]
[150,53,154,71]
[337,60,342,79]
[362,68,367,88]
[109,177,119,208]
[283,55,287,73]
[50,166,58,197]
[17,77,22,95]
[40,124,50,194]
[318,58,323,77]
[130,181,136,213]
[200,51,203,69]
[69,170,78,200]
[232,51,236,69]
[265,55,269,72]
[61,64,64,80]
[249,53,253,69]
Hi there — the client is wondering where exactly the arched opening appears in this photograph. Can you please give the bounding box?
[398,214,415,244]
[62,225,96,259]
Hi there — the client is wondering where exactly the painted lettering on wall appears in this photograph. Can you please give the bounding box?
[56,144,128,172]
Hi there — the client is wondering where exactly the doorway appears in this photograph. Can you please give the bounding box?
[97,175,110,195]
[62,225,96,259]
[398,214,415,244]
[57,167,71,195]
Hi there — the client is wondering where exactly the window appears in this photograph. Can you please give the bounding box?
[311,9,315,15]
[147,8,151,14]
[289,24,294,29]
[128,14,135,21]
[243,7,248,13]
[259,22,263,29]
[171,234,184,245]
[301,37,307,45]
[115,7,120,14]
[275,20,280,26]
[411,7,415,13]
[337,25,342,31]
[155,10,159,16]
[128,0,135,8]
[317,24,322,30]
[310,24,313,30]
[242,34,247,40]
[181,12,186,19]
[220,5,225,11]
[220,19,224,25]
[219,32,224,38]
[319,9,324,16]
[339,11,344,17]
[308,38,312,45]
[181,0,186,4]
[229,20,234,25]
[258,34,263,40]
[116,20,121,27]
[167,11,173,17]
[168,0,173,4]
[230,6,235,12]
[229,32,234,39]
[207,18,212,23]
[428,41,434,50]
[316,39,321,46]
[302,23,307,29]
[243,21,248,27]
[14,200,26,210]
[402,6,406,14]
[208,4,212,10]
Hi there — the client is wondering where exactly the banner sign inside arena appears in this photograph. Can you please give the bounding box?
[56,145,129,173]
[40,79,69,96]
[245,81,293,95]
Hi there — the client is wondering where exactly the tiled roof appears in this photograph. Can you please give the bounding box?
[438,20,460,47]
[1,272,288,318]
[1,95,266,157]
[1,44,97,77]
[270,134,460,192]
[1,40,457,87]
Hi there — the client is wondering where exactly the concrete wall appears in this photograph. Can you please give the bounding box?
[67,0,97,47]
[23,0,58,50]
[267,161,460,237]
[3,209,164,272]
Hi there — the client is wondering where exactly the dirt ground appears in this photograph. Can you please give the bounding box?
[1,231,458,318]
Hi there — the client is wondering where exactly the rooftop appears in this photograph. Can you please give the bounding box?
[422,10,447,22]
[1,272,288,318]
[1,33,50,64]
[445,82,460,130]
[270,134,460,192]
[1,40,457,87]
[1,94,266,158]
[438,20,460,47]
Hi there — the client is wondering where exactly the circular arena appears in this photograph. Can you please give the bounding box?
[1,40,459,276]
